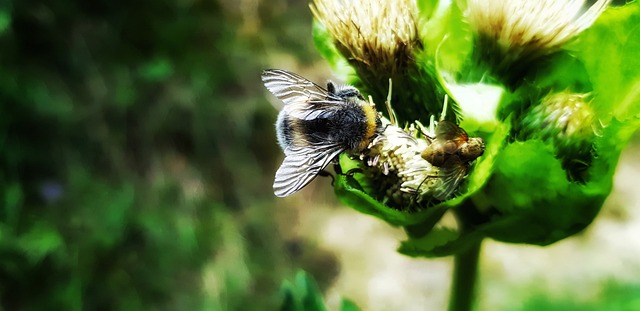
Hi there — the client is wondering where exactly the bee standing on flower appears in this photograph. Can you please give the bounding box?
[261,69,382,197]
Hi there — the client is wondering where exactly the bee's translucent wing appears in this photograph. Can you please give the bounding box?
[261,69,331,104]
[433,157,468,201]
[436,120,468,143]
[273,144,344,197]
[261,69,343,120]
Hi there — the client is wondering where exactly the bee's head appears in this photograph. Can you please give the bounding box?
[327,81,366,102]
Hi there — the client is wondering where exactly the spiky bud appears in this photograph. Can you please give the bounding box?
[520,91,597,181]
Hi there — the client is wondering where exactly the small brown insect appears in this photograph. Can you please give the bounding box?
[421,120,485,200]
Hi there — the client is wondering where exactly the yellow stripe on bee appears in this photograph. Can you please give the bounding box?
[359,104,378,151]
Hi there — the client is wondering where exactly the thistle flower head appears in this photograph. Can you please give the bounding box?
[311,0,420,74]
[358,119,443,211]
[466,0,611,76]
[310,0,456,123]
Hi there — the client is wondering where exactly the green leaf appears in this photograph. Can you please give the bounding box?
[280,286,298,311]
[340,299,361,311]
[334,172,449,228]
[451,3,640,246]
[487,141,567,212]
[572,2,640,121]
[279,271,327,311]
[416,0,440,19]
[279,272,363,311]
[398,227,465,257]
[18,222,64,264]
[138,57,173,81]
[464,121,508,192]
[420,0,471,67]
[525,52,593,94]
[334,173,411,226]
[476,138,613,245]
[517,281,640,311]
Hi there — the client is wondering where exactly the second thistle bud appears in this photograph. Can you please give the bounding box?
[519,91,597,181]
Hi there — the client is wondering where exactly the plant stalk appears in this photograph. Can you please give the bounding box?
[447,237,482,311]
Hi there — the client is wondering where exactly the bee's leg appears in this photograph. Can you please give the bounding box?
[331,161,362,181]
[331,160,343,175]
[424,134,434,144]
[330,155,364,179]
[344,168,363,176]
[318,170,335,186]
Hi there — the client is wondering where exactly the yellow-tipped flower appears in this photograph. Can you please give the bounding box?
[466,0,611,78]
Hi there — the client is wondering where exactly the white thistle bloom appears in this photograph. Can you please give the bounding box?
[466,0,611,70]
[359,119,444,210]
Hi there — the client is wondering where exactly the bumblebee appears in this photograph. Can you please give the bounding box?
[261,69,382,197]
[421,120,485,200]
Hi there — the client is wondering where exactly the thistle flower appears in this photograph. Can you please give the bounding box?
[520,91,597,181]
[358,119,443,211]
[466,0,611,81]
[311,0,458,123]
[311,0,419,75]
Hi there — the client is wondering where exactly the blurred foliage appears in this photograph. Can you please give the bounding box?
[279,271,361,311]
[517,281,640,311]
[0,0,334,310]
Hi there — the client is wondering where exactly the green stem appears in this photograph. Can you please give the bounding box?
[447,236,482,311]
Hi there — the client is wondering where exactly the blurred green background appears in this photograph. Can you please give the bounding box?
[1,0,639,310]
[0,0,340,310]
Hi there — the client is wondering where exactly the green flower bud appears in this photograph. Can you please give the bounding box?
[520,91,597,181]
